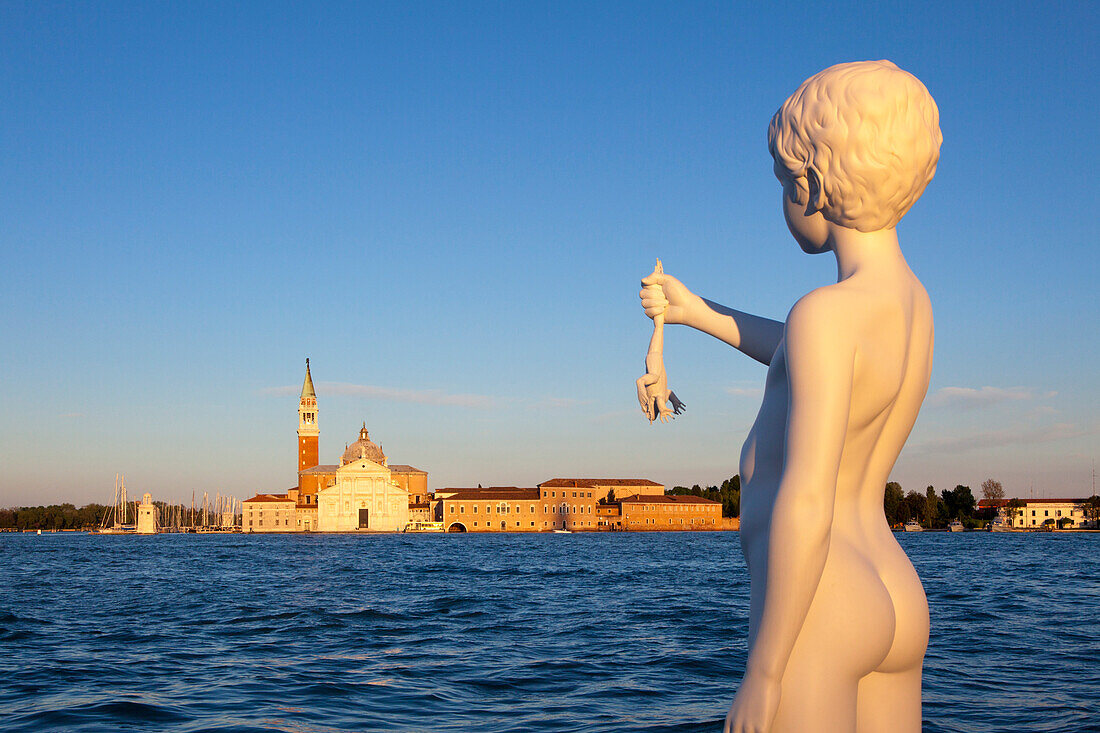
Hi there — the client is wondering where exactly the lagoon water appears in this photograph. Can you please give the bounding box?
[1,532,1096,732]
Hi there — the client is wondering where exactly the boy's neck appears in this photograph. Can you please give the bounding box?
[828,226,906,282]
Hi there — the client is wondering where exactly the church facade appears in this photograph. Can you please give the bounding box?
[314,424,409,532]
[242,360,427,532]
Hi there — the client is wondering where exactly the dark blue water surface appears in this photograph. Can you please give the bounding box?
[1,532,1097,732]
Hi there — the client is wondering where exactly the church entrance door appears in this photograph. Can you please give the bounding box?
[358,508,369,529]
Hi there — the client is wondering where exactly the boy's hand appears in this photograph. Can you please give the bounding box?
[724,671,781,733]
[640,271,701,326]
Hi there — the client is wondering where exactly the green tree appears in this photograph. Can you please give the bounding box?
[925,486,943,528]
[670,476,740,517]
[941,485,976,521]
[883,482,904,526]
[901,491,924,523]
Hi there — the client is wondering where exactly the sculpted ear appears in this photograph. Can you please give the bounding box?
[790,174,810,206]
[806,167,829,213]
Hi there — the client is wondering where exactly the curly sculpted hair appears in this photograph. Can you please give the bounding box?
[768,60,943,232]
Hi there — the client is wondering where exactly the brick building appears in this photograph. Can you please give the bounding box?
[435,485,720,532]
[617,494,722,530]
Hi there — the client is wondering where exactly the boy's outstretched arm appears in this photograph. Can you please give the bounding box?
[640,272,784,365]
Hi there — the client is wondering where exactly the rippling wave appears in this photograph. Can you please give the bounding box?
[1,532,1096,732]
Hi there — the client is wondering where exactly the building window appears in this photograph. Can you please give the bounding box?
[473,506,478,514]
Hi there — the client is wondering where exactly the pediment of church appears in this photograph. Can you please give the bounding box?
[337,458,390,475]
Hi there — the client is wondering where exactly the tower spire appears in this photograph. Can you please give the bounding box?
[301,358,316,399]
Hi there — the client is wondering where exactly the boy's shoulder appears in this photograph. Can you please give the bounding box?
[784,283,887,350]
[787,283,861,324]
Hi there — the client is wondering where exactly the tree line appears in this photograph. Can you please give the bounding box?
[668,476,741,518]
[0,503,110,531]
[882,483,986,529]
[0,501,228,531]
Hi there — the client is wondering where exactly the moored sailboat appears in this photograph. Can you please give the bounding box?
[95,474,136,534]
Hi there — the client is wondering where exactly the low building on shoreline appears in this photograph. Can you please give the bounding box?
[616,494,722,530]
[437,487,545,532]
[980,498,1095,529]
[243,493,298,532]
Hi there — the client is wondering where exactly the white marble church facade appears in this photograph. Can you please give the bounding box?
[316,425,409,532]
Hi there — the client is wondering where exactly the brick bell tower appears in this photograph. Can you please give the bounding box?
[298,358,319,472]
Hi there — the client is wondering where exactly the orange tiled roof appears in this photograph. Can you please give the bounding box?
[243,493,293,503]
[442,487,541,501]
[978,498,1087,508]
[620,494,720,505]
[539,478,662,489]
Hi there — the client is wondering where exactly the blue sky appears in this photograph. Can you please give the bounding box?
[2,1,1097,505]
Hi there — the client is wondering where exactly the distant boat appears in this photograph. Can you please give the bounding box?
[948,519,964,532]
[404,521,445,533]
[552,529,572,534]
[990,518,1012,532]
[95,474,136,534]
[903,520,923,532]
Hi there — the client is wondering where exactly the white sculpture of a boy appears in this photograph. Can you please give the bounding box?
[639,60,942,733]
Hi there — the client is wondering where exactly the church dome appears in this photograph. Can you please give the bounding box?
[341,423,386,466]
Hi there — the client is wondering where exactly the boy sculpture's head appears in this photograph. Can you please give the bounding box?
[768,60,942,233]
